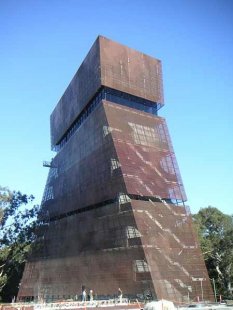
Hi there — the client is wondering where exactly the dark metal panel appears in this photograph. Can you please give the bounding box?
[50,37,101,147]
[43,102,128,219]
[18,201,155,300]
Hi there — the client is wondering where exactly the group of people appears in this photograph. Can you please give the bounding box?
[81,288,123,303]
[81,289,93,302]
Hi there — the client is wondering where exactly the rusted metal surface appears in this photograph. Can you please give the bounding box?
[18,37,214,304]
[103,101,186,202]
[131,199,213,302]
[50,36,163,148]
[99,37,163,105]
[50,37,101,147]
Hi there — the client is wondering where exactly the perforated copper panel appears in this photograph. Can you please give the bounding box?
[99,37,163,104]
[18,201,153,300]
[50,36,163,147]
[50,37,101,147]
[18,101,213,303]
[42,103,127,219]
[130,200,213,302]
[103,101,186,202]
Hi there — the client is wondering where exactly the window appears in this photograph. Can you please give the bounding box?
[160,155,175,175]
[134,260,150,273]
[128,122,159,147]
[111,158,121,171]
[118,193,131,204]
[127,226,141,239]
[103,125,113,137]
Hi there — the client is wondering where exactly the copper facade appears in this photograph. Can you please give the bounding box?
[18,36,214,304]
[50,36,163,148]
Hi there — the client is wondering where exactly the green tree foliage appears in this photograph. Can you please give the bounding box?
[193,206,233,300]
[0,186,39,302]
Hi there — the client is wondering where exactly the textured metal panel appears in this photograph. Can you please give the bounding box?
[131,199,214,303]
[103,101,186,202]
[50,36,163,148]
[18,199,213,303]
[42,102,127,219]
[50,37,101,147]
[18,200,155,300]
[99,36,163,105]
[18,100,212,302]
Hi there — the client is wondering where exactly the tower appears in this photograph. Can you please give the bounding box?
[18,36,214,303]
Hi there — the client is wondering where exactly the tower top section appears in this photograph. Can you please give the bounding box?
[50,35,164,147]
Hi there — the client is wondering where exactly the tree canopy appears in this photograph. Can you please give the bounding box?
[0,186,39,302]
[193,206,233,300]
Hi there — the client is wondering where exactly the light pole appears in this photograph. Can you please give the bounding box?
[212,278,217,302]
[200,278,204,301]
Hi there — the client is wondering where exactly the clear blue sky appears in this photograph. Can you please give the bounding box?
[0,0,232,215]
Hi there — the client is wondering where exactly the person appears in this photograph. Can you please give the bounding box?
[118,288,123,303]
[89,289,93,302]
[82,289,87,302]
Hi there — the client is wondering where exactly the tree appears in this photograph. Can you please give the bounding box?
[0,187,12,223]
[0,186,39,302]
[193,206,233,300]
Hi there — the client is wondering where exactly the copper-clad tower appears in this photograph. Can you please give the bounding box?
[18,36,214,303]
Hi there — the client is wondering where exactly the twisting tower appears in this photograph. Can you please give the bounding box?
[18,36,214,303]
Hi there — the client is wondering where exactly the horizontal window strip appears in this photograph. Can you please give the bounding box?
[54,87,160,152]
[48,198,117,223]
[42,194,181,224]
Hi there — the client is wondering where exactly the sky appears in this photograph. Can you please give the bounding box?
[0,0,232,215]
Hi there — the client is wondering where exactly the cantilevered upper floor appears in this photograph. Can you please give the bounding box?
[50,35,164,149]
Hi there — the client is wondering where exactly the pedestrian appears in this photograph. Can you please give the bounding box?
[89,289,93,302]
[82,289,87,302]
[118,288,123,303]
